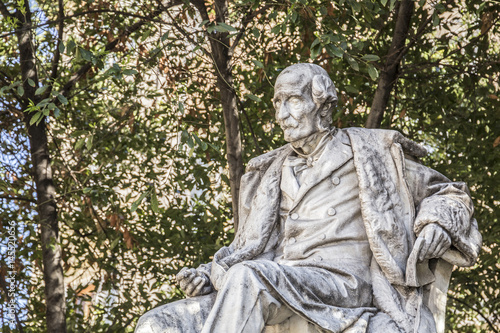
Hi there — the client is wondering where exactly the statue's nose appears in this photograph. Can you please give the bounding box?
[276,103,290,122]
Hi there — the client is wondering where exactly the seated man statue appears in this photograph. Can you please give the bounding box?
[136,63,481,333]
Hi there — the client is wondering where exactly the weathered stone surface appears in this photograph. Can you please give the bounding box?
[135,63,481,333]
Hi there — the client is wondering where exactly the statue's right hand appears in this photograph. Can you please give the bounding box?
[176,267,213,297]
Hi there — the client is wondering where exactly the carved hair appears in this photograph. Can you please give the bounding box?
[278,63,338,129]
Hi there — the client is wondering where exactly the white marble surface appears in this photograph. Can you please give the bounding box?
[135,63,481,333]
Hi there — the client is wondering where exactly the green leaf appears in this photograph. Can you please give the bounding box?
[110,237,120,250]
[432,13,440,26]
[86,136,93,151]
[178,102,185,114]
[35,86,48,96]
[346,56,359,71]
[58,42,65,54]
[57,94,68,105]
[27,79,35,87]
[389,0,396,11]
[216,22,237,32]
[29,112,42,125]
[361,54,380,61]
[75,137,86,150]
[310,45,322,59]
[246,94,262,102]
[66,39,76,54]
[131,191,149,213]
[193,134,203,148]
[345,85,359,94]
[123,69,138,75]
[381,0,388,6]
[252,60,264,69]
[151,191,159,213]
[17,86,24,97]
[311,38,321,49]
[368,64,379,81]
[350,1,361,12]
[326,44,344,58]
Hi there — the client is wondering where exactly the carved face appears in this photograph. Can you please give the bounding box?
[273,72,320,143]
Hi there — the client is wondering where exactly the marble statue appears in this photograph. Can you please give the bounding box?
[135,63,482,333]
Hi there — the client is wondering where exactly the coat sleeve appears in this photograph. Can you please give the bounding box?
[404,159,482,267]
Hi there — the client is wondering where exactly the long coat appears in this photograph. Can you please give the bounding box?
[208,128,482,332]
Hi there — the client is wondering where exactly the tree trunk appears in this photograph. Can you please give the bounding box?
[192,0,244,230]
[15,2,67,332]
[366,0,414,129]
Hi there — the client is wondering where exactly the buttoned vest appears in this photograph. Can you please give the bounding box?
[273,131,372,283]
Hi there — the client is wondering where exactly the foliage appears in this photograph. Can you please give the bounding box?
[0,0,499,332]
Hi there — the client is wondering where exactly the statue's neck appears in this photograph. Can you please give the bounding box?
[291,128,333,156]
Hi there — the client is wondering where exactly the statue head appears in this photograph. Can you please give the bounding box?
[273,63,338,143]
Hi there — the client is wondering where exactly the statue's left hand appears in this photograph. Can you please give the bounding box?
[416,224,451,262]
[176,267,214,297]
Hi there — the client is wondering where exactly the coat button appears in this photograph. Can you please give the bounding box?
[289,237,296,244]
[327,208,336,216]
[331,176,340,185]
[313,256,323,262]
[320,234,326,240]
[290,213,299,220]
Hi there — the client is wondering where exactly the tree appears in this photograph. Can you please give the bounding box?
[0,0,499,332]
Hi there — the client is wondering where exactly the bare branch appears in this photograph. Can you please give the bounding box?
[0,195,36,203]
[45,0,65,99]
[0,1,14,19]
[366,0,414,129]
[238,99,262,155]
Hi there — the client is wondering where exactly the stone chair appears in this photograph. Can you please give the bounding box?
[264,259,453,333]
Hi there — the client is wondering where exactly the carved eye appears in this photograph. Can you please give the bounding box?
[274,99,281,108]
[289,97,301,105]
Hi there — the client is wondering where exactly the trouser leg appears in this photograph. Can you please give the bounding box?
[201,262,294,333]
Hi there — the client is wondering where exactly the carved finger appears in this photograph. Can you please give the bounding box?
[176,267,189,281]
[418,230,435,262]
[435,235,452,258]
[179,273,197,291]
[185,277,203,296]
[179,278,191,292]
[426,230,443,259]
[192,277,208,296]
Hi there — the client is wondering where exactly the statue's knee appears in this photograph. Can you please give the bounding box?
[135,304,178,333]
[135,310,156,333]
[225,262,256,281]
[222,262,266,293]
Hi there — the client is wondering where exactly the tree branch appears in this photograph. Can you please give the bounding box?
[0,195,36,203]
[0,9,167,39]
[228,5,272,57]
[165,9,211,58]
[366,0,414,129]
[448,295,499,333]
[0,1,14,18]
[238,99,262,155]
[45,0,65,99]
[57,0,182,104]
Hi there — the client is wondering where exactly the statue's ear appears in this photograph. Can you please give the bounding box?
[311,75,338,106]
[320,103,332,116]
